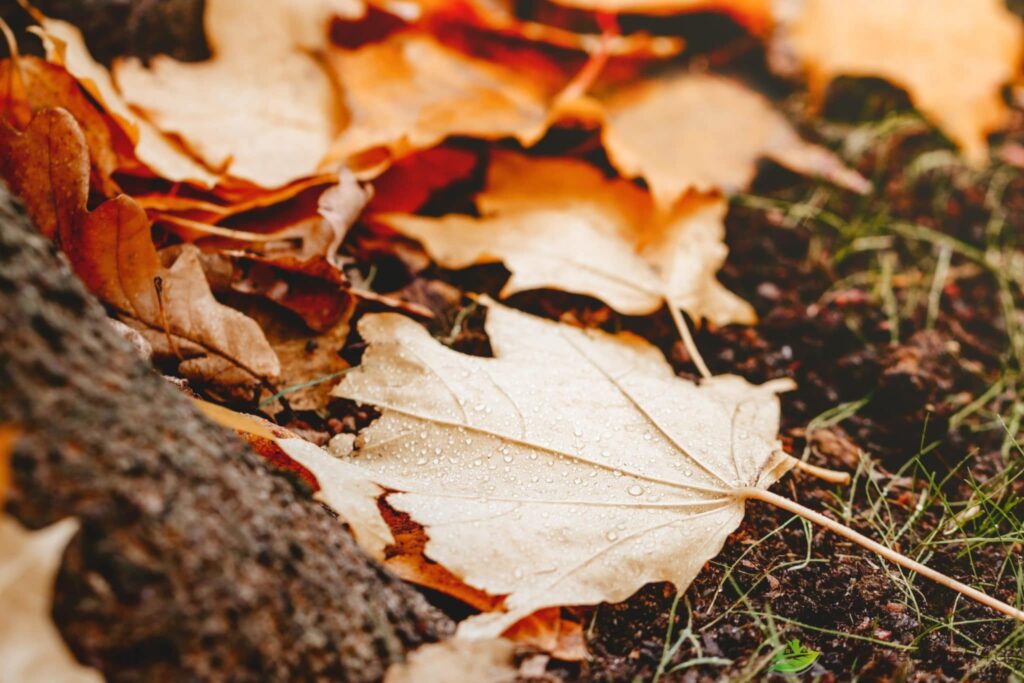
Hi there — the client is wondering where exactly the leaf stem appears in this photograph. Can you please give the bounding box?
[783,456,851,485]
[667,303,711,379]
[741,487,1024,623]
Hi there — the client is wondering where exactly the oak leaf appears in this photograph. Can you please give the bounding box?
[281,303,794,636]
[379,151,755,326]
[774,0,1024,164]
[113,0,362,187]
[0,107,89,239]
[0,516,103,683]
[596,72,869,208]
[66,195,280,392]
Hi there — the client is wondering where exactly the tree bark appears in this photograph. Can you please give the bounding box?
[0,184,453,681]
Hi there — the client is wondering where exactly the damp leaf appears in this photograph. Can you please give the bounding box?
[281,302,795,637]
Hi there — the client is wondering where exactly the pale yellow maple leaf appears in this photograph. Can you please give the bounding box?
[596,72,869,209]
[0,517,103,683]
[113,0,362,187]
[774,0,1024,164]
[281,302,795,636]
[379,151,755,328]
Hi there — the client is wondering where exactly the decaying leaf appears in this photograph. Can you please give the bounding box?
[383,638,517,683]
[0,516,103,683]
[0,107,89,239]
[35,17,218,186]
[597,72,869,208]
[67,195,280,392]
[281,302,794,636]
[774,0,1024,164]
[113,0,362,187]
[380,151,754,326]
[325,32,551,172]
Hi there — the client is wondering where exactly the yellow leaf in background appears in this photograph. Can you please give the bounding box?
[775,0,1024,164]
[325,33,551,172]
[381,151,754,326]
[36,18,218,187]
[599,72,869,208]
[0,517,103,683]
[282,302,794,637]
[113,0,363,187]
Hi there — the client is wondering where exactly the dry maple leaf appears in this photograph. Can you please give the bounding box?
[0,107,89,239]
[260,303,1024,633]
[324,32,551,173]
[0,516,103,683]
[282,302,796,636]
[773,0,1024,165]
[113,0,362,187]
[380,151,754,333]
[596,72,870,208]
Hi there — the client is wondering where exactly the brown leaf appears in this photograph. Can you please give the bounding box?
[0,56,120,193]
[773,0,1024,164]
[0,108,88,239]
[66,195,280,393]
[383,639,518,683]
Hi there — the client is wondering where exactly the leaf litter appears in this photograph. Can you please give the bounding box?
[2,0,1024,677]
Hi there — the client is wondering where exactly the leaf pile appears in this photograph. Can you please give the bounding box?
[2,0,1024,674]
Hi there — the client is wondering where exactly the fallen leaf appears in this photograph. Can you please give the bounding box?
[379,151,754,326]
[281,302,794,636]
[113,0,362,187]
[542,0,772,34]
[34,17,219,186]
[66,194,280,393]
[502,608,587,660]
[597,72,869,208]
[774,0,1024,164]
[0,55,120,193]
[0,107,89,239]
[324,32,551,172]
[366,145,480,214]
[0,516,103,683]
[383,638,518,683]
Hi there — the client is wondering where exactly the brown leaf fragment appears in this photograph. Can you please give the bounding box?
[0,107,88,239]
